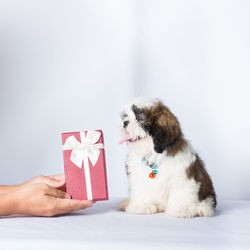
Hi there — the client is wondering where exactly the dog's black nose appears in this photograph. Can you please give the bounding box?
[123,120,129,128]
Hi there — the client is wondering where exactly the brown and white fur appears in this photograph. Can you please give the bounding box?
[119,98,216,218]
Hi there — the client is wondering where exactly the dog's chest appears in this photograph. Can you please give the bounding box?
[126,153,171,204]
[126,139,173,194]
[127,152,152,176]
[126,150,170,188]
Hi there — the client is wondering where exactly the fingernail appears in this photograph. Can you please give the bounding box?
[87,202,93,208]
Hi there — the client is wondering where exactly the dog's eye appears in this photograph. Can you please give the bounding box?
[123,120,129,128]
[136,113,143,122]
[121,112,128,120]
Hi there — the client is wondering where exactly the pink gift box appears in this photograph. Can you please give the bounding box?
[62,130,108,201]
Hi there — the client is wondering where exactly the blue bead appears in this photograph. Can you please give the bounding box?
[152,163,157,169]
[142,157,146,163]
[153,170,158,174]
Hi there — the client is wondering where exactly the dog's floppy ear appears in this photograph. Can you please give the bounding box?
[150,103,181,154]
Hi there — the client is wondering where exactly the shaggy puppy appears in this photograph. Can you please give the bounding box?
[119,98,216,218]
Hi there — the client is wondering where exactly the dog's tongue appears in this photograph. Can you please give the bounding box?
[119,135,132,144]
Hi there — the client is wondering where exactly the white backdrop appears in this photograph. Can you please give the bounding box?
[0,0,249,200]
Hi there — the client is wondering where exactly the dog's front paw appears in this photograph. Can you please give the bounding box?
[118,198,130,211]
[125,202,158,215]
[167,205,197,218]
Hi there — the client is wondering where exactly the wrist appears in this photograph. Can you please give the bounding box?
[0,185,19,195]
[0,192,19,216]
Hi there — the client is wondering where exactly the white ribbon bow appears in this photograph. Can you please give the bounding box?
[63,130,104,168]
[63,130,104,200]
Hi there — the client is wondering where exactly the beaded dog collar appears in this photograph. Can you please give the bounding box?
[142,157,158,179]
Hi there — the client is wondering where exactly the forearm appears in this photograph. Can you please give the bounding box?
[0,193,17,216]
[0,185,19,195]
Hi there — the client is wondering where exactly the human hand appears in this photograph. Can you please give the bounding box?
[3,183,92,217]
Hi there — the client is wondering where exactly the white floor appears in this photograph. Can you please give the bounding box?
[1,198,250,250]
